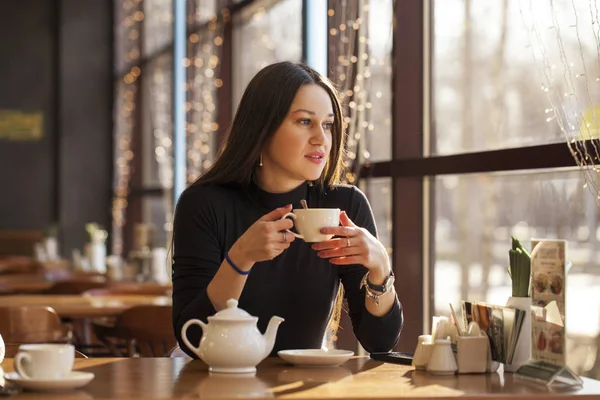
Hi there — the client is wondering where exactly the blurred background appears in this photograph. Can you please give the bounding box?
[1,0,600,377]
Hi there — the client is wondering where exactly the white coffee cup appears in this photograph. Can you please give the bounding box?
[281,208,340,243]
[14,344,75,380]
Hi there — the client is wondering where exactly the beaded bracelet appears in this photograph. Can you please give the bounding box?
[224,252,251,275]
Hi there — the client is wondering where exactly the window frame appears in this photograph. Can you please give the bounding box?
[356,0,591,352]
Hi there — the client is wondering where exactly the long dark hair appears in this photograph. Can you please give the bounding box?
[192,61,345,189]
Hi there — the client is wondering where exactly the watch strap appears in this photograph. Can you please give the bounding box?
[364,270,394,293]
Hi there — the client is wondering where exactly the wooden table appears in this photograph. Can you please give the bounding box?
[0,294,171,318]
[0,280,53,294]
[0,271,103,294]
[1,357,599,399]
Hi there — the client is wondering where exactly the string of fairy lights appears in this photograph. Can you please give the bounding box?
[327,0,393,185]
[186,10,226,183]
[328,2,368,184]
[112,0,143,256]
[112,0,389,254]
[520,0,600,204]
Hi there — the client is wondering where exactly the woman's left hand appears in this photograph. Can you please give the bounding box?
[311,211,390,273]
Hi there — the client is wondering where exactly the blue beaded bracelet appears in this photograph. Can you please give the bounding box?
[224,252,251,275]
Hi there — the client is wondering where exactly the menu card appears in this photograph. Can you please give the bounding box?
[530,239,567,366]
[461,301,526,364]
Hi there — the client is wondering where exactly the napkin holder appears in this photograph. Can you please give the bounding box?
[455,335,488,374]
[449,321,495,374]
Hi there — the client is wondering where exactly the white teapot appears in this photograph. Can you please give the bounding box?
[181,298,284,374]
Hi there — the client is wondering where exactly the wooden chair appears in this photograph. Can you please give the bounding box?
[0,230,44,257]
[92,305,175,357]
[37,278,109,354]
[3,343,88,358]
[0,306,71,344]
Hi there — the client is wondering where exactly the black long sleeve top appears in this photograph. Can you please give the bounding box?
[172,180,403,358]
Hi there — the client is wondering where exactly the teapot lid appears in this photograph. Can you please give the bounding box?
[209,299,257,321]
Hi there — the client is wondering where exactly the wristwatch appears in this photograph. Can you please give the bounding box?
[360,270,395,305]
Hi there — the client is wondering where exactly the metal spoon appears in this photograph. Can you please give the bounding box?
[300,199,308,209]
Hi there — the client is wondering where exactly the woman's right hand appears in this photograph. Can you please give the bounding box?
[228,204,296,268]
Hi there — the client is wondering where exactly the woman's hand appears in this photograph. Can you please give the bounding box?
[311,211,391,280]
[228,204,296,269]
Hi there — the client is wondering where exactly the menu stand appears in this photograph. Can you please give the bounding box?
[515,360,583,387]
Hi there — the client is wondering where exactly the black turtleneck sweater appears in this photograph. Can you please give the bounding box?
[172,181,403,358]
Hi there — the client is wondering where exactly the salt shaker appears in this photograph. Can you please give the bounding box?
[412,334,433,370]
[427,339,457,375]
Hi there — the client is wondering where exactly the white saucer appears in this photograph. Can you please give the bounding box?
[278,349,354,367]
[4,371,95,391]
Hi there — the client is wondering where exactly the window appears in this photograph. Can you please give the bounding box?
[113,0,305,256]
[360,178,392,252]
[143,53,173,189]
[433,0,600,155]
[360,0,394,264]
[231,0,303,108]
[143,0,173,56]
[429,0,600,376]
[355,3,600,378]
[365,0,393,162]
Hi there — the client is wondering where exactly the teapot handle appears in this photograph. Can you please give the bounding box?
[181,319,204,356]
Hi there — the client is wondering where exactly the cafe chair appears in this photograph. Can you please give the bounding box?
[3,343,88,358]
[92,305,176,357]
[0,305,72,344]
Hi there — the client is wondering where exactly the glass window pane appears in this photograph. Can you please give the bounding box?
[231,0,303,109]
[186,17,223,182]
[142,53,173,188]
[432,0,600,155]
[365,0,393,162]
[114,0,143,74]
[433,169,599,374]
[143,0,173,57]
[360,178,392,265]
[188,0,218,24]
[142,196,169,248]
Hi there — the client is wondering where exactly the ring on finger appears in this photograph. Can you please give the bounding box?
[346,237,351,247]
[281,232,287,243]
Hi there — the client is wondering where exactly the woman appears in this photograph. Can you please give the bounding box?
[172,61,403,358]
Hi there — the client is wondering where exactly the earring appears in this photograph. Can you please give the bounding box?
[259,153,263,167]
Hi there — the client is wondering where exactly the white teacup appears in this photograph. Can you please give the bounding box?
[281,208,340,243]
[14,344,75,380]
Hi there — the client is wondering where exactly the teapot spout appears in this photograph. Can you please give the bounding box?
[263,316,284,358]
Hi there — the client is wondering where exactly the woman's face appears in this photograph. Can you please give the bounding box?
[259,84,334,191]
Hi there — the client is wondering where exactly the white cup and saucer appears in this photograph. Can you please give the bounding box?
[280,208,340,243]
[4,344,94,391]
[277,349,354,367]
